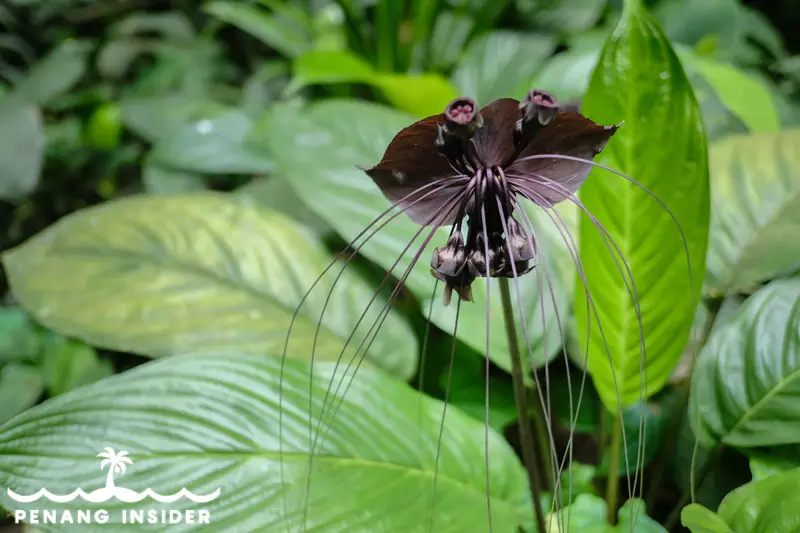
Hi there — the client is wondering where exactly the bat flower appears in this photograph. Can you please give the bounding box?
[361,90,618,305]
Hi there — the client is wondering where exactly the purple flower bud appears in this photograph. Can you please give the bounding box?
[506,217,536,262]
[431,230,467,277]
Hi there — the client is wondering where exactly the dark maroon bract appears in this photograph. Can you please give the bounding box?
[362,90,618,305]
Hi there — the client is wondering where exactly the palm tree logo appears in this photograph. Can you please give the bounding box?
[97,448,133,491]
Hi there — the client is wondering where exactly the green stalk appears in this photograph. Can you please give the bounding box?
[605,415,623,525]
[499,278,548,533]
[663,445,724,530]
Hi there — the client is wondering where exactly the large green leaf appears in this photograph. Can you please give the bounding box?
[259,99,573,373]
[576,1,710,410]
[1,194,417,379]
[150,109,274,175]
[450,31,555,104]
[516,0,607,34]
[546,495,665,532]
[0,354,529,532]
[0,364,42,425]
[690,278,800,448]
[717,468,800,532]
[704,130,800,295]
[681,504,735,533]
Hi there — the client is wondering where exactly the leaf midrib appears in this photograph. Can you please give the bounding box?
[0,450,521,510]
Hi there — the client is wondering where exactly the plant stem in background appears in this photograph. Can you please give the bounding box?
[598,407,608,466]
[644,297,724,509]
[664,445,725,530]
[499,278,547,533]
[605,415,623,524]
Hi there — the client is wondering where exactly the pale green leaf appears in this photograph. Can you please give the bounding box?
[681,504,734,533]
[142,158,207,195]
[451,31,555,104]
[13,40,91,106]
[150,110,274,174]
[39,334,114,396]
[259,100,572,373]
[677,49,780,133]
[576,2,710,409]
[204,1,310,57]
[0,354,529,532]
[1,194,418,380]
[0,96,44,200]
[516,0,607,34]
[718,468,800,533]
[121,96,230,143]
[690,278,800,448]
[0,307,40,363]
[705,130,800,295]
[546,495,665,532]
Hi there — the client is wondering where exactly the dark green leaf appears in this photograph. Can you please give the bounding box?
[749,447,800,481]
[598,402,665,476]
[576,1,710,410]
[653,0,743,58]
[691,278,800,448]
[0,364,42,425]
[705,130,800,295]
[39,333,114,396]
[0,354,530,532]
[0,307,40,363]
[1,194,418,380]
[451,31,555,104]
[259,100,572,374]
[681,504,735,533]
[717,468,800,532]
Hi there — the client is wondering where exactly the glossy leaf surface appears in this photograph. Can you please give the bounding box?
[690,278,800,448]
[681,504,734,533]
[717,468,800,533]
[576,1,710,409]
[1,194,417,379]
[704,130,800,295]
[259,100,573,373]
[0,354,529,532]
[546,495,665,532]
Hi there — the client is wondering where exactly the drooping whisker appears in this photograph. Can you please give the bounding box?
[510,194,594,528]
[511,177,647,501]
[278,177,468,530]
[479,203,494,533]
[493,190,564,528]
[316,194,464,445]
[291,188,466,533]
[429,297,462,533]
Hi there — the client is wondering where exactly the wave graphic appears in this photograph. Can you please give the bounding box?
[7,486,221,504]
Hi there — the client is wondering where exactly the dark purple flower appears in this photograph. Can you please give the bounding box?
[362,90,618,305]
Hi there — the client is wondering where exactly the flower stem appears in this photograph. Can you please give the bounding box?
[498,277,548,533]
[605,415,623,525]
[663,444,724,530]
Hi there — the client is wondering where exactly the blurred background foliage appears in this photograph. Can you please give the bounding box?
[0,0,799,531]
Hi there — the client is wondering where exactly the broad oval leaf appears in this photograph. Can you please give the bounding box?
[258,99,572,373]
[681,504,735,533]
[0,354,530,532]
[704,130,800,295]
[690,278,800,448]
[13,40,91,106]
[1,194,418,379]
[451,31,555,104]
[576,1,710,409]
[717,468,800,533]
[150,110,274,175]
[516,0,607,34]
